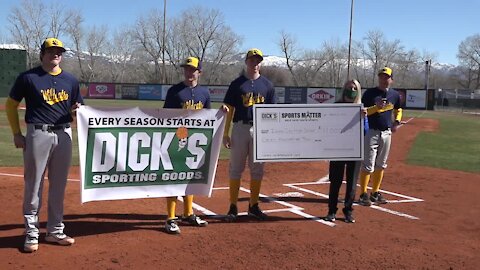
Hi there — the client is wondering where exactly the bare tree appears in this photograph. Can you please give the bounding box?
[84,25,109,82]
[7,0,76,68]
[49,2,74,38]
[131,9,166,83]
[360,30,405,86]
[104,28,137,83]
[175,6,242,85]
[66,12,87,80]
[321,39,346,87]
[296,49,329,87]
[278,31,300,86]
[457,34,480,89]
[8,0,47,68]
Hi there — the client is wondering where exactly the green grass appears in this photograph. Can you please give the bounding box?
[403,110,480,173]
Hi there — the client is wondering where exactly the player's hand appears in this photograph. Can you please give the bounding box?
[220,105,229,113]
[375,98,387,109]
[71,102,81,117]
[392,120,406,132]
[223,136,231,149]
[361,108,367,117]
[13,133,25,149]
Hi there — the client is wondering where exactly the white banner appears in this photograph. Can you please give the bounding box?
[253,104,364,162]
[77,106,226,203]
[406,90,426,108]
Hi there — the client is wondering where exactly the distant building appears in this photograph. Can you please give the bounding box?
[0,45,27,97]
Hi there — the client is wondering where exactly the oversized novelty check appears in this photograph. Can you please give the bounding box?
[253,104,364,162]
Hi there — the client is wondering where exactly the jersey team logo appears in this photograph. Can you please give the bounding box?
[242,92,265,107]
[41,88,69,105]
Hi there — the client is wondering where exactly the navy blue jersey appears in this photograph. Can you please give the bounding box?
[223,75,275,122]
[9,66,83,125]
[362,87,401,131]
[163,82,211,109]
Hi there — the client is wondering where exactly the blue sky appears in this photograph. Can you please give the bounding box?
[0,0,478,65]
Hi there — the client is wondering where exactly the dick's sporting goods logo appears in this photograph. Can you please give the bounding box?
[84,127,212,189]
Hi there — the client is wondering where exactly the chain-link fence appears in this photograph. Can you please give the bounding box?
[434,89,480,113]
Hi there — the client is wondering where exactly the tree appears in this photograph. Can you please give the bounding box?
[457,34,480,89]
[8,0,47,68]
[104,28,138,83]
[361,30,404,86]
[8,0,74,68]
[278,31,300,86]
[131,9,166,84]
[174,6,242,85]
[320,39,346,88]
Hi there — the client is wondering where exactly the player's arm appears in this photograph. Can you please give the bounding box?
[366,105,379,116]
[5,97,22,135]
[394,108,403,124]
[223,104,235,137]
[222,104,235,149]
[6,97,26,148]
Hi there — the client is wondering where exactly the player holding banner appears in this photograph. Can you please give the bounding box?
[162,56,228,234]
[5,38,83,252]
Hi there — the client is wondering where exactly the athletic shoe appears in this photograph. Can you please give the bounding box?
[324,213,336,222]
[182,214,208,227]
[248,203,268,220]
[344,213,356,223]
[358,192,372,206]
[165,219,181,234]
[370,192,387,204]
[45,233,75,246]
[225,204,238,222]
[24,235,39,253]
[343,209,356,223]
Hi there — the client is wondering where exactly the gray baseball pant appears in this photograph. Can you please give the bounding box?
[362,128,392,172]
[229,122,264,180]
[23,124,72,238]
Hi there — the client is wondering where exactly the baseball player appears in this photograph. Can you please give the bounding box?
[162,56,210,234]
[358,67,403,206]
[324,79,368,223]
[5,37,83,252]
[223,48,276,221]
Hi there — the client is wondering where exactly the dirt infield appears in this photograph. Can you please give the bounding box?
[0,118,479,269]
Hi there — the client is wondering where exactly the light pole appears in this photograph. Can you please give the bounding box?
[162,0,167,84]
[347,0,354,80]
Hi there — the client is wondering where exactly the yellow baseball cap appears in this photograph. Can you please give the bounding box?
[180,57,201,70]
[41,37,66,52]
[246,48,263,61]
[378,67,393,77]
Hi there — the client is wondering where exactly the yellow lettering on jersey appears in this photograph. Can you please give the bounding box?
[41,88,69,105]
[183,100,204,110]
[242,93,265,107]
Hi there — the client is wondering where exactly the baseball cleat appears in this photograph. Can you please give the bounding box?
[324,213,336,222]
[165,218,181,234]
[182,214,208,227]
[24,236,39,253]
[370,192,387,204]
[225,204,238,222]
[45,233,75,246]
[358,192,372,206]
[248,203,268,221]
[343,209,355,223]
